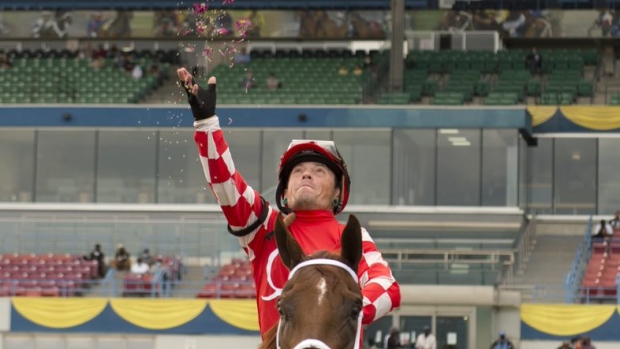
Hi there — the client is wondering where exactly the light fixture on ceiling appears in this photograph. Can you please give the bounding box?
[572,153,581,161]
[448,137,468,142]
[452,141,471,147]
[439,129,460,134]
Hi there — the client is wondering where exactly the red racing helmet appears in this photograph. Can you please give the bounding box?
[275,140,351,215]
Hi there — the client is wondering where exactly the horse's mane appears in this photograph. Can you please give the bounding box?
[259,250,348,349]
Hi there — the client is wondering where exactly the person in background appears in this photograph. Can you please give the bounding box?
[592,219,612,239]
[609,210,620,230]
[581,336,596,349]
[385,327,403,349]
[0,53,11,69]
[490,331,514,349]
[338,64,349,75]
[84,243,106,278]
[130,258,150,274]
[415,326,436,349]
[266,73,281,90]
[112,244,131,271]
[526,46,542,74]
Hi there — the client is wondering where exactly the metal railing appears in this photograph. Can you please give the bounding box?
[498,213,537,288]
[564,215,593,303]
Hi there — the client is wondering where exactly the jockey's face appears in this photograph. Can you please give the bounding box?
[284,162,340,212]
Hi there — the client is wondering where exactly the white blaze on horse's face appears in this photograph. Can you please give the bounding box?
[317,277,327,305]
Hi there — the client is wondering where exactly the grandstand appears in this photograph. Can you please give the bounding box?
[3,0,620,349]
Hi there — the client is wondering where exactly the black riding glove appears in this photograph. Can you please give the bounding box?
[182,78,216,121]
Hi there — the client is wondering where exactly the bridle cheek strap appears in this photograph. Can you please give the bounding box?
[276,259,362,349]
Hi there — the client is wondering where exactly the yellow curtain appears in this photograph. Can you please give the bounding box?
[560,106,620,130]
[209,299,259,331]
[527,106,558,126]
[12,297,107,329]
[521,304,615,336]
[109,299,207,330]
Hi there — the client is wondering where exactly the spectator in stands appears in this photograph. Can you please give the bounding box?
[154,18,178,37]
[140,248,153,266]
[581,336,596,349]
[557,341,571,349]
[84,243,106,278]
[353,64,363,76]
[592,219,612,239]
[240,71,257,89]
[526,47,542,74]
[385,326,403,349]
[490,331,514,349]
[572,336,583,349]
[415,326,436,349]
[363,54,375,71]
[112,244,131,271]
[0,53,11,69]
[609,210,620,230]
[233,47,251,65]
[90,44,106,69]
[132,64,143,80]
[266,73,281,90]
[130,258,150,274]
[338,64,349,75]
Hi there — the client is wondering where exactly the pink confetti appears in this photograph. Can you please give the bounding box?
[216,28,229,35]
[184,46,196,52]
[223,0,234,4]
[203,47,213,59]
[193,3,208,15]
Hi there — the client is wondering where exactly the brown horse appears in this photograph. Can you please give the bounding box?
[260,213,364,349]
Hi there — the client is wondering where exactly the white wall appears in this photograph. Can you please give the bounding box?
[155,335,261,349]
[0,298,10,332]
[522,341,619,349]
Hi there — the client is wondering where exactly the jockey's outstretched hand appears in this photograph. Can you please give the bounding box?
[177,68,216,121]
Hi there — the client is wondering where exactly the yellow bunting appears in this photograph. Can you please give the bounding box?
[209,299,259,331]
[560,106,620,130]
[109,299,207,330]
[521,304,615,336]
[12,297,107,329]
[527,106,558,126]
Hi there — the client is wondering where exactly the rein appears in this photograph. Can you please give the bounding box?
[276,258,362,349]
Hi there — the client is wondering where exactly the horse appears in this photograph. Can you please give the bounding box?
[260,213,364,349]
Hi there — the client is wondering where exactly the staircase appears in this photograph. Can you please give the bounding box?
[509,221,586,302]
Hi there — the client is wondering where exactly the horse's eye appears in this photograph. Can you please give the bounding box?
[351,305,362,319]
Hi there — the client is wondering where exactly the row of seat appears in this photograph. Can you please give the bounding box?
[198,258,255,299]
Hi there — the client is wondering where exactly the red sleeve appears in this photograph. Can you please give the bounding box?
[194,117,270,253]
[357,227,401,325]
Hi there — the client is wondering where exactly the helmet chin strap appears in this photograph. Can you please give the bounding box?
[275,259,362,349]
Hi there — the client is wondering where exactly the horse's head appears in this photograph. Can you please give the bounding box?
[273,213,363,349]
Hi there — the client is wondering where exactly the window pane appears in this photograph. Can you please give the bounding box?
[36,130,96,203]
[598,138,620,215]
[554,138,596,214]
[481,130,518,206]
[157,130,215,204]
[261,129,304,201]
[221,129,262,193]
[0,130,35,202]
[333,130,391,205]
[97,130,156,203]
[527,138,552,213]
[436,129,481,206]
[392,129,436,205]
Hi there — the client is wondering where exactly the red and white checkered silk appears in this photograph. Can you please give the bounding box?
[194,117,401,339]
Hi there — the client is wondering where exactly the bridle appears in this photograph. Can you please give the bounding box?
[276,259,363,349]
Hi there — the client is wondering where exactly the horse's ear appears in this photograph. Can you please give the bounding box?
[275,213,304,270]
[340,214,363,273]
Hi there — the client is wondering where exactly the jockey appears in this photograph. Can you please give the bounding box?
[178,69,401,340]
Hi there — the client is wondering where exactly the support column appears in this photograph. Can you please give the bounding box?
[388,0,405,92]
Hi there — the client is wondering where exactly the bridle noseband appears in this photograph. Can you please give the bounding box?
[276,259,362,349]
